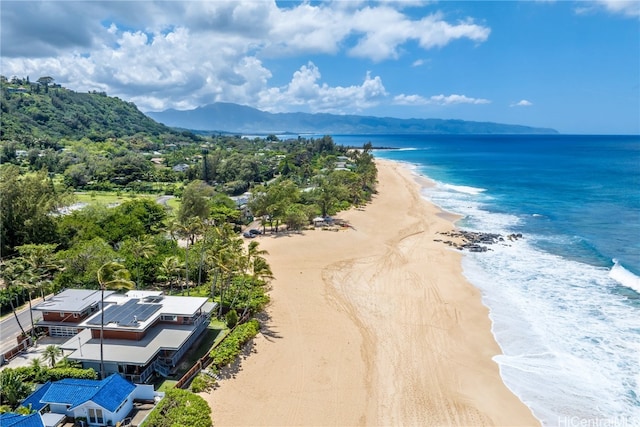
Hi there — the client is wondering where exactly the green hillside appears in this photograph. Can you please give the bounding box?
[0,76,174,142]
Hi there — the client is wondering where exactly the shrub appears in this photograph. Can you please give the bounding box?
[210,320,259,368]
[190,372,216,393]
[225,309,238,328]
[141,388,212,427]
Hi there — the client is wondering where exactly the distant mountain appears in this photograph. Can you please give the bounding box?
[147,102,558,135]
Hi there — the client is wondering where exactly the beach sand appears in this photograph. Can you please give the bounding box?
[203,160,539,426]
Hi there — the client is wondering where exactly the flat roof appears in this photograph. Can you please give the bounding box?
[34,289,115,313]
[79,294,210,332]
[61,324,198,366]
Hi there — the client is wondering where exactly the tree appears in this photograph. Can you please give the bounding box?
[159,256,181,295]
[177,180,214,223]
[122,236,157,289]
[0,369,32,407]
[55,237,116,289]
[0,166,69,255]
[96,262,134,379]
[42,345,62,367]
[15,244,60,337]
[0,260,28,337]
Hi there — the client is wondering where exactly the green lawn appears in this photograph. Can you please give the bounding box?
[75,191,156,205]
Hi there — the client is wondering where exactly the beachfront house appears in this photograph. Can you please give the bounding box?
[59,290,216,383]
[34,289,115,338]
[17,373,162,427]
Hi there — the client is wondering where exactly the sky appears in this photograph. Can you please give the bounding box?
[1,1,639,134]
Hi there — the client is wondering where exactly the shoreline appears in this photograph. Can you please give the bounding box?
[203,159,539,426]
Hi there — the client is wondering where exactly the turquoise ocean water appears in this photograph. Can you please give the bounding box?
[333,134,640,425]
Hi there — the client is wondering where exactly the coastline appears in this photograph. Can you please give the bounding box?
[203,159,539,426]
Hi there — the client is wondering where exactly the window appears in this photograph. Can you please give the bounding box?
[161,315,177,322]
[49,326,78,337]
[88,408,104,424]
[43,312,49,315]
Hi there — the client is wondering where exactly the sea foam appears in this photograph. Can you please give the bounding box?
[419,173,640,426]
[610,260,640,294]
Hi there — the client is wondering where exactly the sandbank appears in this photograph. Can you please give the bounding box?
[203,159,539,426]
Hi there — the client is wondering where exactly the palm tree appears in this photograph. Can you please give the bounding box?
[0,260,27,338]
[126,237,157,289]
[42,345,62,367]
[97,262,134,379]
[174,218,203,296]
[159,256,181,295]
[246,241,272,282]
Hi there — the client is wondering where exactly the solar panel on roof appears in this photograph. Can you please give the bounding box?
[87,298,161,327]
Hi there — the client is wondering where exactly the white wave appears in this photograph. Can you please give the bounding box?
[441,183,487,195]
[464,240,640,425]
[610,260,640,294]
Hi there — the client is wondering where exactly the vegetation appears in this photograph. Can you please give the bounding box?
[189,372,216,393]
[141,388,212,427]
[42,345,62,367]
[0,76,377,424]
[209,319,260,368]
[0,76,174,142]
[0,365,97,408]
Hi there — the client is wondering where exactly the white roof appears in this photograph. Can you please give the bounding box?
[34,289,114,313]
[79,293,209,332]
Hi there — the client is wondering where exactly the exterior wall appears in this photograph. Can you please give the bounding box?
[49,403,69,415]
[81,360,121,379]
[132,384,156,401]
[71,403,124,427]
[42,311,86,323]
[90,329,145,340]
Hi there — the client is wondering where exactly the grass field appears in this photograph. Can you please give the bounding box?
[74,191,156,205]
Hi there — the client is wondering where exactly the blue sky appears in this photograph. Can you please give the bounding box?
[1,1,638,134]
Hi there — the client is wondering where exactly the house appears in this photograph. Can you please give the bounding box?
[34,290,115,338]
[171,163,190,172]
[0,412,47,427]
[18,374,162,427]
[60,291,216,383]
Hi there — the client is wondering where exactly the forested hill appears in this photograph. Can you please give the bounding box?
[0,77,175,142]
[148,102,559,135]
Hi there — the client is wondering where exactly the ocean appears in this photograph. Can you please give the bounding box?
[333,134,640,426]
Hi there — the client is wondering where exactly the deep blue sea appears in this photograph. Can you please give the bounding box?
[333,134,640,426]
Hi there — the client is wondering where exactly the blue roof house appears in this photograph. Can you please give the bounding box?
[0,413,47,427]
[19,374,161,426]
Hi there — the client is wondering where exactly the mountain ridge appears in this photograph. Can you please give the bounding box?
[147,102,559,135]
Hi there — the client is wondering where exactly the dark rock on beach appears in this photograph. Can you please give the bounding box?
[435,230,523,252]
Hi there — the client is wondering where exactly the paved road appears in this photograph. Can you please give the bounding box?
[0,299,43,354]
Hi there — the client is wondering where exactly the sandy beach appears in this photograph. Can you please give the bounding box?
[203,159,539,426]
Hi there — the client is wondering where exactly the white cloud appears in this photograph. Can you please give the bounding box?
[348,9,490,61]
[258,62,387,113]
[0,1,490,112]
[412,59,425,67]
[511,99,533,107]
[575,1,640,17]
[428,94,491,105]
[596,1,640,17]
[393,94,429,105]
[393,93,490,106]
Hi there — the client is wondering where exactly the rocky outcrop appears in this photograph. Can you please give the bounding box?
[434,231,523,252]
